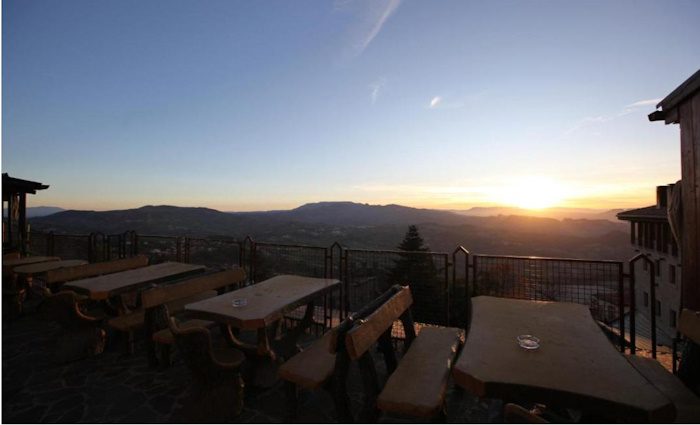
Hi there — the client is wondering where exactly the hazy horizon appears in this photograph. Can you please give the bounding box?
[4,1,698,212]
[21,199,632,215]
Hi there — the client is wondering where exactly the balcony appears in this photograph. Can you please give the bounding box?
[1,230,691,422]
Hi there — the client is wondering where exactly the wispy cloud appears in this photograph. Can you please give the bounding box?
[429,96,442,109]
[565,96,661,136]
[336,0,402,59]
[626,98,662,108]
[369,78,386,104]
[427,95,465,110]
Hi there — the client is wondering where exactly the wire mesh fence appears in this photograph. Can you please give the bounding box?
[472,254,626,349]
[134,235,180,263]
[342,249,450,330]
[252,243,328,282]
[185,237,241,270]
[28,231,50,257]
[29,230,634,350]
[51,234,91,261]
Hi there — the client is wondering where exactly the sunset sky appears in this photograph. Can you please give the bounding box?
[3,0,699,212]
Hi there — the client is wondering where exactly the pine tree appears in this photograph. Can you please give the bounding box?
[389,225,438,287]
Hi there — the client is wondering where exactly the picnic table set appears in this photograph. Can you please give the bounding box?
[3,253,699,422]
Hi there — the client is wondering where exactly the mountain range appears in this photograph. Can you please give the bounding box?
[29,202,633,260]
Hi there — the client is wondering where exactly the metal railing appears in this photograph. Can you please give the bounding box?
[471,254,626,351]
[28,230,645,355]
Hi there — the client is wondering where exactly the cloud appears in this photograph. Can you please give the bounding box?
[369,78,386,104]
[626,98,662,108]
[427,95,465,110]
[565,96,661,136]
[337,0,402,58]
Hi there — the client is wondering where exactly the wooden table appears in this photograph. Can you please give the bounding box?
[453,296,675,422]
[14,259,89,282]
[64,262,206,301]
[3,256,62,317]
[3,256,60,275]
[186,274,340,386]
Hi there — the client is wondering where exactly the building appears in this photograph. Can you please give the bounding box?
[649,69,700,312]
[2,173,49,255]
[618,184,681,339]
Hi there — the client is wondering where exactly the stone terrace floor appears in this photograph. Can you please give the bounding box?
[2,301,499,423]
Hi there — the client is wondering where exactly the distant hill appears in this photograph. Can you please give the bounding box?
[2,206,65,218]
[30,202,634,260]
[454,206,626,222]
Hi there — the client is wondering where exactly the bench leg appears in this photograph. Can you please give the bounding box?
[332,352,354,423]
[358,352,380,423]
[284,381,298,422]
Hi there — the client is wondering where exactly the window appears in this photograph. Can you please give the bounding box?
[670,310,677,328]
[669,265,676,285]
[643,261,648,272]
[656,300,661,316]
[643,292,649,307]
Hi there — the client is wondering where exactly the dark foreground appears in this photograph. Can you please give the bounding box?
[2,301,499,423]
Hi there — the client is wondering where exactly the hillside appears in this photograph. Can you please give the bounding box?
[30,202,633,260]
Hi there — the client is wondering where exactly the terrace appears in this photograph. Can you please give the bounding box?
[1,229,692,422]
[3,70,700,423]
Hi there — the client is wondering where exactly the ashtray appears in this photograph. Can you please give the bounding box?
[517,334,540,350]
[231,298,248,307]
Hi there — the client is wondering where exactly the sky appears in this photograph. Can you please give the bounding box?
[2,0,699,212]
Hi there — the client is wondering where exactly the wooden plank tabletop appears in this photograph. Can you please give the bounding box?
[14,260,89,276]
[185,275,340,330]
[3,256,61,273]
[453,296,675,422]
[64,262,205,300]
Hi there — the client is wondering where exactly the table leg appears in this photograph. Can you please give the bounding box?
[275,300,316,359]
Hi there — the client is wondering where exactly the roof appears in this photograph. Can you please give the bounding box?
[617,206,667,222]
[649,69,700,122]
[2,173,49,196]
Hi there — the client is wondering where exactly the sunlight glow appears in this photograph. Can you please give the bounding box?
[491,177,567,210]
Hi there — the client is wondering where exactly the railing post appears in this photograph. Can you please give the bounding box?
[452,246,470,329]
[618,262,625,353]
[630,263,637,355]
[649,260,657,359]
[444,253,450,326]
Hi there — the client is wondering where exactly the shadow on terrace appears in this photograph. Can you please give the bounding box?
[2,232,699,423]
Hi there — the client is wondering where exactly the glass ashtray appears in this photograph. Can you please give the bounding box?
[517,334,540,350]
[231,298,248,307]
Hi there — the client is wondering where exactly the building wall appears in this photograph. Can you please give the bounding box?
[631,229,682,339]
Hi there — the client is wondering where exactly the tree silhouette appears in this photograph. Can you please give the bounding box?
[388,225,444,324]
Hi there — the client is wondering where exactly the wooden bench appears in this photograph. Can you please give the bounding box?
[37,291,107,363]
[44,255,149,290]
[278,285,406,422]
[343,285,463,422]
[141,267,247,366]
[167,317,247,421]
[627,309,700,422]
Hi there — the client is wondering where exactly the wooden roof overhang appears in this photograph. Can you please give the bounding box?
[2,173,49,201]
[649,69,700,124]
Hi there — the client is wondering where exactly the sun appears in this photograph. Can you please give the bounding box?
[493,177,566,210]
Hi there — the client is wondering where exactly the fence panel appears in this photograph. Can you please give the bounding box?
[28,231,50,256]
[52,234,91,261]
[252,243,328,282]
[186,237,241,269]
[135,235,180,263]
[472,255,625,347]
[343,249,450,328]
